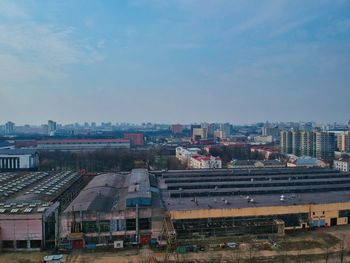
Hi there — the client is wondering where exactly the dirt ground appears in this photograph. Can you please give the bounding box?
[1,225,350,263]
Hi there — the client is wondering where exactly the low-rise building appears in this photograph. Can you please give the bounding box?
[0,171,84,250]
[124,133,144,146]
[334,159,350,172]
[0,149,39,171]
[190,155,222,169]
[35,139,130,151]
[175,147,201,164]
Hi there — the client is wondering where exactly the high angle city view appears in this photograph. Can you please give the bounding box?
[1,1,350,263]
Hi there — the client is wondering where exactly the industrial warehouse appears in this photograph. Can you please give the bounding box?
[159,168,350,240]
[56,167,350,250]
[0,171,87,251]
[59,169,165,249]
[1,167,350,251]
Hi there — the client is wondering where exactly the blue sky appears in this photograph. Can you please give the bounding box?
[0,0,349,125]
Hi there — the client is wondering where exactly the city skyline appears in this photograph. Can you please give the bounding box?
[1,0,350,124]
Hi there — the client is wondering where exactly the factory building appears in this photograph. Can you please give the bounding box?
[59,169,165,249]
[35,139,130,151]
[158,168,350,241]
[0,171,85,251]
[0,149,39,171]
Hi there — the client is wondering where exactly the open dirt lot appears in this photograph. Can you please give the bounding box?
[1,225,350,263]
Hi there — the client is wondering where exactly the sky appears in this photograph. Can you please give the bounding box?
[0,0,349,125]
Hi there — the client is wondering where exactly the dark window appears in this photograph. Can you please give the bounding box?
[2,240,14,248]
[339,209,350,217]
[30,240,41,248]
[16,240,27,249]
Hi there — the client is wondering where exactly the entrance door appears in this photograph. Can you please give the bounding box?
[330,218,337,226]
[72,239,84,249]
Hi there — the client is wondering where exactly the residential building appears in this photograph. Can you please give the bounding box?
[262,127,279,138]
[220,123,231,138]
[4,122,15,135]
[281,130,335,161]
[334,159,350,172]
[214,130,225,140]
[292,131,301,156]
[192,128,207,141]
[315,132,335,161]
[300,131,314,157]
[280,131,293,154]
[253,135,273,143]
[189,155,222,169]
[175,147,201,164]
[48,120,57,135]
[337,131,350,152]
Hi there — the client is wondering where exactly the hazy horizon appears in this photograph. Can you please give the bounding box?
[1,0,349,124]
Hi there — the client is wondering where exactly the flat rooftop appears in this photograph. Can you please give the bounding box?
[158,168,350,211]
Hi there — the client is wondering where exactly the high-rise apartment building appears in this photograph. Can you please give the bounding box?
[201,123,215,138]
[315,132,335,161]
[220,123,231,138]
[280,131,293,154]
[292,131,301,156]
[280,130,335,161]
[300,131,314,156]
[5,121,15,135]
[337,131,350,152]
[48,120,57,135]
[262,127,279,138]
[192,128,207,141]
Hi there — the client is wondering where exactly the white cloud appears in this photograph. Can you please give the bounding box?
[0,2,104,86]
[0,1,28,19]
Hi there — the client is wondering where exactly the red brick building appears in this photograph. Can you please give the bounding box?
[172,124,183,135]
[124,133,144,146]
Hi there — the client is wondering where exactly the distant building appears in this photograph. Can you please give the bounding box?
[36,139,130,151]
[315,132,335,161]
[253,135,273,143]
[337,131,350,152]
[190,155,222,169]
[287,156,329,168]
[192,128,207,141]
[171,124,183,135]
[201,123,215,138]
[4,121,15,135]
[261,127,279,138]
[48,120,57,135]
[176,147,201,164]
[228,159,285,169]
[334,159,350,172]
[220,123,231,138]
[300,131,314,157]
[124,133,144,146]
[0,149,39,170]
[251,146,279,159]
[214,130,225,140]
[280,130,335,161]
[280,131,293,154]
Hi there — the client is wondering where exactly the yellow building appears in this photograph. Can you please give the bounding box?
[159,168,350,239]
